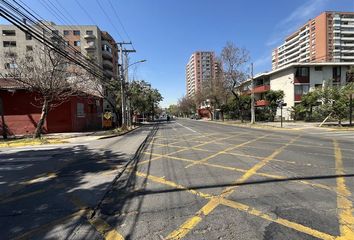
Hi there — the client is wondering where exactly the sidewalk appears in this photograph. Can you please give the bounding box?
[0,126,141,148]
[206,119,354,131]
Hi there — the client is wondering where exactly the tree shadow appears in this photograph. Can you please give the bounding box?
[0,124,158,239]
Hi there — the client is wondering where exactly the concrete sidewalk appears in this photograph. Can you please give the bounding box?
[199,119,354,131]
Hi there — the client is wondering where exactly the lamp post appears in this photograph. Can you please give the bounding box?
[120,59,146,128]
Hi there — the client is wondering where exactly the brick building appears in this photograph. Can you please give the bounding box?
[0,79,102,136]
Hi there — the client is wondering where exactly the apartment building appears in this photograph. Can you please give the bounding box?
[0,21,119,121]
[186,51,217,98]
[240,63,353,120]
[272,11,354,70]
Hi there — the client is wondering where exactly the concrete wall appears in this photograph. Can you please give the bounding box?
[270,68,294,120]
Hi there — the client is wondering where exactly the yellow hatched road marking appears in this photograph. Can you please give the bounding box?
[220,198,336,240]
[333,139,354,240]
[184,134,271,168]
[135,171,336,240]
[166,135,300,239]
[142,151,334,193]
[70,195,125,240]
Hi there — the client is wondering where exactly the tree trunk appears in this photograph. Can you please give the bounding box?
[34,99,49,139]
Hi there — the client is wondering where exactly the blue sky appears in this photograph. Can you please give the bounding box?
[1,0,353,107]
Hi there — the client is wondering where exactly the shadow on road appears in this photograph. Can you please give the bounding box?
[0,124,158,239]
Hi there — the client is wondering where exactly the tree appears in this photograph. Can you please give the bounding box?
[265,90,284,121]
[128,80,163,121]
[300,90,320,121]
[168,104,179,117]
[220,42,250,122]
[177,95,196,117]
[4,46,87,138]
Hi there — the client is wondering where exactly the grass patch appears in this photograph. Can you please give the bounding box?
[0,138,67,148]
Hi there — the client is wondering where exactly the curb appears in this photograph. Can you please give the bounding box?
[207,120,304,131]
[97,126,141,140]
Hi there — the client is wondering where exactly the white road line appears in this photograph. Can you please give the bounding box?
[176,122,200,134]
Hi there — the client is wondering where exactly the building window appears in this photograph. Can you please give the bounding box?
[73,30,80,35]
[314,66,322,71]
[74,41,81,46]
[333,66,341,81]
[295,67,309,77]
[295,85,309,95]
[4,62,17,69]
[77,103,85,117]
[3,41,16,47]
[25,33,32,40]
[63,30,70,35]
[2,30,16,36]
[315,84,322,89]
[26,45,33,51]
[86,30,93,35]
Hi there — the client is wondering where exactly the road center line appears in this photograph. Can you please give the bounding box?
[333,139,354,239]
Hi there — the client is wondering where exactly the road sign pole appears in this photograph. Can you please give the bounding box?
[280,105,283,128]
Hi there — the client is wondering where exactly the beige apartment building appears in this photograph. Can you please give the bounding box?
[272,11,354,70]
[186,51,219,98]
[0,21,118,115]
[240,63,353,120]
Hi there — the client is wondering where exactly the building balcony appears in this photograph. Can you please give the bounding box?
[255,99,269,107]
[294,76,310,83]
[103,69,114,78]
[294,94,302,102]
[252,85,270,93]
[84,44,96,50]
[102,60,113,69]
[84,34,96,39]
[102,50,113,60]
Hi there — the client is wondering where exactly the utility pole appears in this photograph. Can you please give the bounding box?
[350,93,353,127]
[250,63,255,124]
[117,42,135,128]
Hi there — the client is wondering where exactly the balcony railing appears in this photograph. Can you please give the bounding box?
[294,94,302,101]
[255,100,269,107]
[294,76,310,83]
[252,85,270,93]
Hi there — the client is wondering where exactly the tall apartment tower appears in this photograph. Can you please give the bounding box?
[272,11,354,70]
[186,51,217,98]
[0,21,118,114]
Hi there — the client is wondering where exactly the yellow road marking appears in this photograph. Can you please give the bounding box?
[142,151,334,193]
[333,139,354,240]
[166,199,219,240]
[136,171,212,199]
[185,134,271,168]
[220,198,336,240]
[221,136,301,197]
[135,171,336,240]
[167,135,300,239]
[70,195,125,240]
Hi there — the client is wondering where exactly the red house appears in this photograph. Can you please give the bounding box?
[0,79,103,136]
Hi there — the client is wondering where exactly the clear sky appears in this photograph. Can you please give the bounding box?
[1,0,353,107]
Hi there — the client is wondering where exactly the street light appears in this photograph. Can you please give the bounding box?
[120,59,147,128]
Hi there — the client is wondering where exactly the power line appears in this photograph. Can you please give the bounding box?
[53,0,81,26]
[95,0,124,41]
[107,0,135,50]
[1,0,112,84]
[74,0,97,25]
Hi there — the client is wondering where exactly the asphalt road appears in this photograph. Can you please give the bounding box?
[0,119,353,240]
